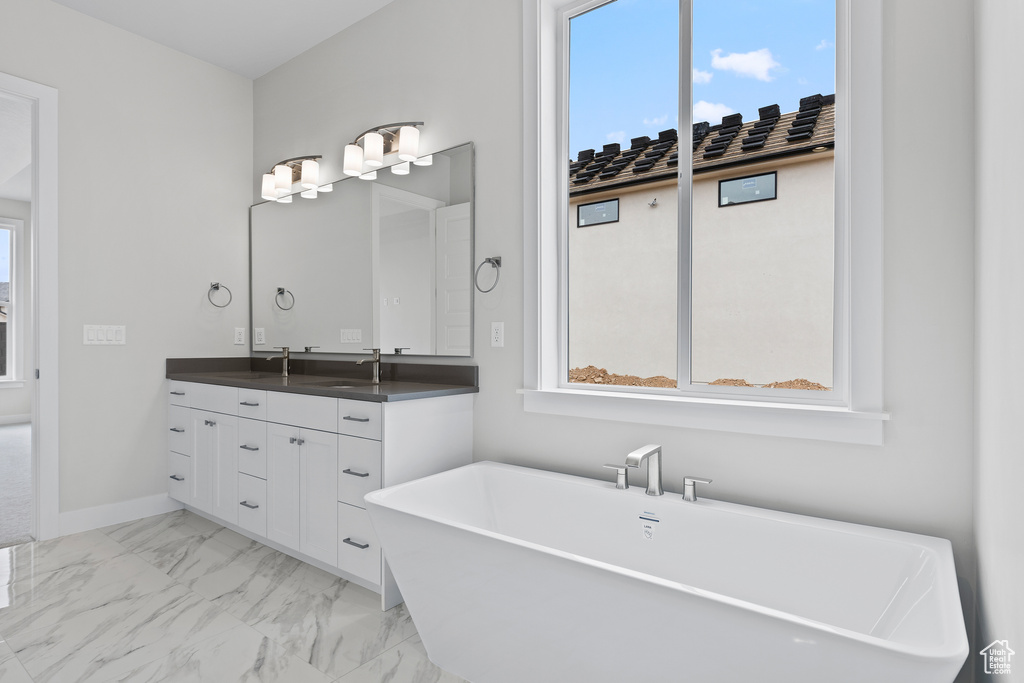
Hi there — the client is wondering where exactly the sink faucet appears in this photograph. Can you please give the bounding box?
[357,348,381,384]
[625,444,663,496]
[267,346,290,377]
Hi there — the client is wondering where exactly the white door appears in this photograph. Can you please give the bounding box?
[300,429,339,564]
[266,423,302,550]
[435,203,472,355]
[190,410,215,513]
[210,413,238,524]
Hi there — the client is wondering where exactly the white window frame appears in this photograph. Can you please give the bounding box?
[522,0,887,445]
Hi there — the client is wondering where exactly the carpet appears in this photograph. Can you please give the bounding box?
[0,422,33,548]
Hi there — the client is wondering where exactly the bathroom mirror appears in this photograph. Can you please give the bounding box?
[250,143,473,356]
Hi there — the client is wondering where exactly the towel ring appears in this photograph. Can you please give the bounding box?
[475,256,502,293]
[275,287,295,310]
[208,282,232,308]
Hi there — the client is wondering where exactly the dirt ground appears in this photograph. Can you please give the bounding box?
[569,366,830,391]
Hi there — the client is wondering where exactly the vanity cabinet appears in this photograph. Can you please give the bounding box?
[166,378,473,610]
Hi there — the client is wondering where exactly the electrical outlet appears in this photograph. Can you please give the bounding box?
[491,321,504,348]
[254,328,266,345]
[233,327,245,345]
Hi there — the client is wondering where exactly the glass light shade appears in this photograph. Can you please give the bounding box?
[276,193,293,204]
[343,144,363,177]
[359,170,377,181]
[274,164,292,193]
[300,187,318,199]
[363,132,384,167]
[319,183,333,192]
[398,126,419,162]
[391,161,411,175]
[413,154,433,166]
[261,174,277,201]
[300,159,319,190]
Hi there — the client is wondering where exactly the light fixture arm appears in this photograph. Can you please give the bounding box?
[266,154,322,182]
[350,121,424,146]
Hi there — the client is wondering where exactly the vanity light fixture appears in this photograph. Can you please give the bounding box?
[260,155,322,202]
[343,122,424,179]
[391,161,410,176]
[413,154,433,166]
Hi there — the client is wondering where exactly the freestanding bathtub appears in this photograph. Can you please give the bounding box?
[364,462,968,683]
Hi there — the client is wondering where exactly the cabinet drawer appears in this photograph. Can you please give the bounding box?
[237,473,267,537]
[168,381,191,407]
[338,437,382,508]
[168,451,190,503]
[337,502,381,585]
[190,383,239,415]
[267,392,337,433]
[168,404,191,455]
[237,388,267,421]
[337,399,382,440]
[237,418,267,479]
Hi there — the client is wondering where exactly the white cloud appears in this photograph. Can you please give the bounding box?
[710,48,781,82]
[606,131,626,144]
[693,101,734,123]
[643,115,669,127]
[693,68,713,84]
[815,39,831,51]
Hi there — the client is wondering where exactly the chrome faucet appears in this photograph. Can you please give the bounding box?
[267,346,290,377]
[357,348,381,384]
[625,444,663,496]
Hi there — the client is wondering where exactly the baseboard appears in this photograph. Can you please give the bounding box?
[59,493,184,536]
[0,414,31,425]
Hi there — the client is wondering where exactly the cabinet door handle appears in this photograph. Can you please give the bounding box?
[169,427,185,433]
[239,501,259,510]
[239,401,260,407]
[343,415,370,423]
[343,468,370,478]
[204,419,216,427]
[169,474,185,481]
[289,437,305,445]
[239,444,260,452]
[169,391,186,396]
[343,537,370,550]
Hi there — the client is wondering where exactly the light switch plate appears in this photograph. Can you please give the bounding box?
[340,328,362,343]
[83,324,126,345]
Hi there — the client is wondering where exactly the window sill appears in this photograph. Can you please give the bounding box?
[520,388,888,445]
[0,380,27,389]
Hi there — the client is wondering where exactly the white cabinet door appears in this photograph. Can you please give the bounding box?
[190,409,238,522]
[266,423,302,550]
[300,429,339,565]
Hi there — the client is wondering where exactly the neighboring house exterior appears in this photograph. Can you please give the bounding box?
[568,94,835,387]
[0,281,8,376]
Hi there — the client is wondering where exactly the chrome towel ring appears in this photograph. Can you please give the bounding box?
[208,282,232,308]
[275,287,295,310]
[475,256,502,293]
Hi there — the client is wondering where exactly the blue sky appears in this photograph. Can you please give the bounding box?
[569,0,835,155]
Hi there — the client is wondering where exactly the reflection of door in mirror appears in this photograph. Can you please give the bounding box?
[372,185,449,355]
[434,204,472,355]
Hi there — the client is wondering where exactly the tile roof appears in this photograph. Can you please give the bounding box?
[569,94,835,196]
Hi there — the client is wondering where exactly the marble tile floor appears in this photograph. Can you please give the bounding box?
[0,510,469,683]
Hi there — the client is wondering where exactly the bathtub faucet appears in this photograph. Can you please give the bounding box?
[625,444,663,496]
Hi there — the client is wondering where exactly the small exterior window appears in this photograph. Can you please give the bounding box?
[577,199,619,227]
[719,172,777,207]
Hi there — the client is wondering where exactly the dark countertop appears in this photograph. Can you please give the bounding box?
[166,358,478,403]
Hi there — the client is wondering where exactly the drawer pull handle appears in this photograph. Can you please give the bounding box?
[170,391,186,396]
[343,416,371,423]
[239,401,260,407]
[343,468,370,478]
[169,427,185,433]
[239,501,260,510]
[204,419,216,427]
[169,474,185,481]
[343,537,370,550]
[240,444,260,452]
[289,437,305,445]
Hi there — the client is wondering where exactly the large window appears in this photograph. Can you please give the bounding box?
[0,225,12,379]
[524,0,886,444]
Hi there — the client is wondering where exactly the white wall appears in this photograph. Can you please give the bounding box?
[0,198,32,420]
[0,0,253,515]
[258,1,976,679]
[975,1,1023,679]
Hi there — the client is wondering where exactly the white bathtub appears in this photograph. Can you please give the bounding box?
[364,462,968,683]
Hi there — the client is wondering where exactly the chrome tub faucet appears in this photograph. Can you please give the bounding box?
[625,444,663,496]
